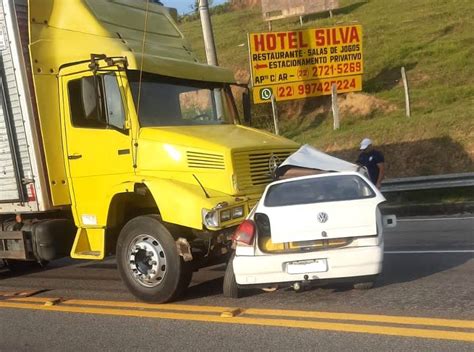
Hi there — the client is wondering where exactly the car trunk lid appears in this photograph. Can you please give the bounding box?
[256,173,385,244]
[261,199,380,243]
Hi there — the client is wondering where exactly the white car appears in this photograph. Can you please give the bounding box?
[224,171,395,298]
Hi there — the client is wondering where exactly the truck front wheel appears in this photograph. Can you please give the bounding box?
[116,215,190,303]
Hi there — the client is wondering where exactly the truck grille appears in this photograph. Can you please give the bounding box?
[233,149,295,190]
[186,151,225,170]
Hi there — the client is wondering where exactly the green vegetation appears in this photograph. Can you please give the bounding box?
[179,0,474,177]
[179,1,232,22]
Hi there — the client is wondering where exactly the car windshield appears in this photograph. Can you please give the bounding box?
[264,175,375,207]
[128,71,237,127]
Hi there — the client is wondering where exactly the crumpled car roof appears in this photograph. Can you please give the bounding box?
[277,144,359,174]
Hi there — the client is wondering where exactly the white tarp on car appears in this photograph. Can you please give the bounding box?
[277,144,359,173]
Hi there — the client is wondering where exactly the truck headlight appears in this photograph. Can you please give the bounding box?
[202,209,219,228]
[203,205,245,228]
[232,206,244,219]
[220,209,231,222]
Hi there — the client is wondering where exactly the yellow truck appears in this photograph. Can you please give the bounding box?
[0,0,298,302]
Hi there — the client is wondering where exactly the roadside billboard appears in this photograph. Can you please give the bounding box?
[261,0,339,22]
[248,25,363,103]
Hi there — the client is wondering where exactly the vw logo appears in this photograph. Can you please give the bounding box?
[317,212,328,223]
[268,154,281,177]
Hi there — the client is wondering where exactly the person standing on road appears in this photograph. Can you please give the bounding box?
[356,138,385,189]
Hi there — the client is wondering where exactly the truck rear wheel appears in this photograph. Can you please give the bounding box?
[116,215,190,303]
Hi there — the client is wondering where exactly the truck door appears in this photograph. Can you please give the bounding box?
[61,70,134,227]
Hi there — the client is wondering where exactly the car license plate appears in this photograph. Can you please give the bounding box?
[286,259,328,274]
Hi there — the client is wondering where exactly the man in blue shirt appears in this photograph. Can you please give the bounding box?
[356,138,385,189]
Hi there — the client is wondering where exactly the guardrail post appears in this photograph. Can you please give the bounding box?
[401,66,411,117]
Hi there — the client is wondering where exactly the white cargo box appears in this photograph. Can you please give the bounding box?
[0,0,51,213]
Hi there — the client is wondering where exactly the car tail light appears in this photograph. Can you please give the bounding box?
[232,220,256,245]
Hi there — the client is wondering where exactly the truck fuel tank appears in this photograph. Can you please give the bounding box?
[0,218,76,262]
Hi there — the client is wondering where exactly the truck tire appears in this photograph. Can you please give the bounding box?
[116,215,190,303]
[223,255,240,298]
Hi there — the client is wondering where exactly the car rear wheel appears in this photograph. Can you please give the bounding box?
[223,255,240,298]
[116,215,190,303]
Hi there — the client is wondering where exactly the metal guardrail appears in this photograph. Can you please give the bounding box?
[380,172,474,192]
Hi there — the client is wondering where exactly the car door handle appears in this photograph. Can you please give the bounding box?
[68,153,82,160]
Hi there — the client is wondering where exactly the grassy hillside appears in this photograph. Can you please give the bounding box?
[179,0,474,177]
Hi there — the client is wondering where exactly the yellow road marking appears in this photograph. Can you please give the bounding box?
[9,297,233,313]
[0,300,473,342]
[220,308,243,318]
[244,308,474,330]
[9,297,474,330]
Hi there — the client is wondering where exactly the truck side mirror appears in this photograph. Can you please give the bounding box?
[242,90,251,125]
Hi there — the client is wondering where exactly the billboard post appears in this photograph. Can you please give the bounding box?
[331,83,340,130]
[271,94,280,135]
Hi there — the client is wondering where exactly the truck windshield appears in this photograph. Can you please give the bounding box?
[128,71,237,127]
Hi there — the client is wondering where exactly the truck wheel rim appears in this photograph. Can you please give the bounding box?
[127,234,167,288]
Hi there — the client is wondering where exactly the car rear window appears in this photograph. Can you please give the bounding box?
[264,175,376,207]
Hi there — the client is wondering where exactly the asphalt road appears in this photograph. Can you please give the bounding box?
[0,215,472,351]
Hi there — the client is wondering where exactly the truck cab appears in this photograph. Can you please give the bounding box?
[0,0,298,302]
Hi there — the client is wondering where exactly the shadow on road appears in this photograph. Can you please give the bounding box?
[181,276,263,302]
[181,277,224,301]
[2,251,471,301]
[291,252,472,296]
[0,258,76,280]
[377,253,472,287]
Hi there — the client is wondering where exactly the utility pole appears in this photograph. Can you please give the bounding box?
[199,0,218,66]
[198,0,223,119]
